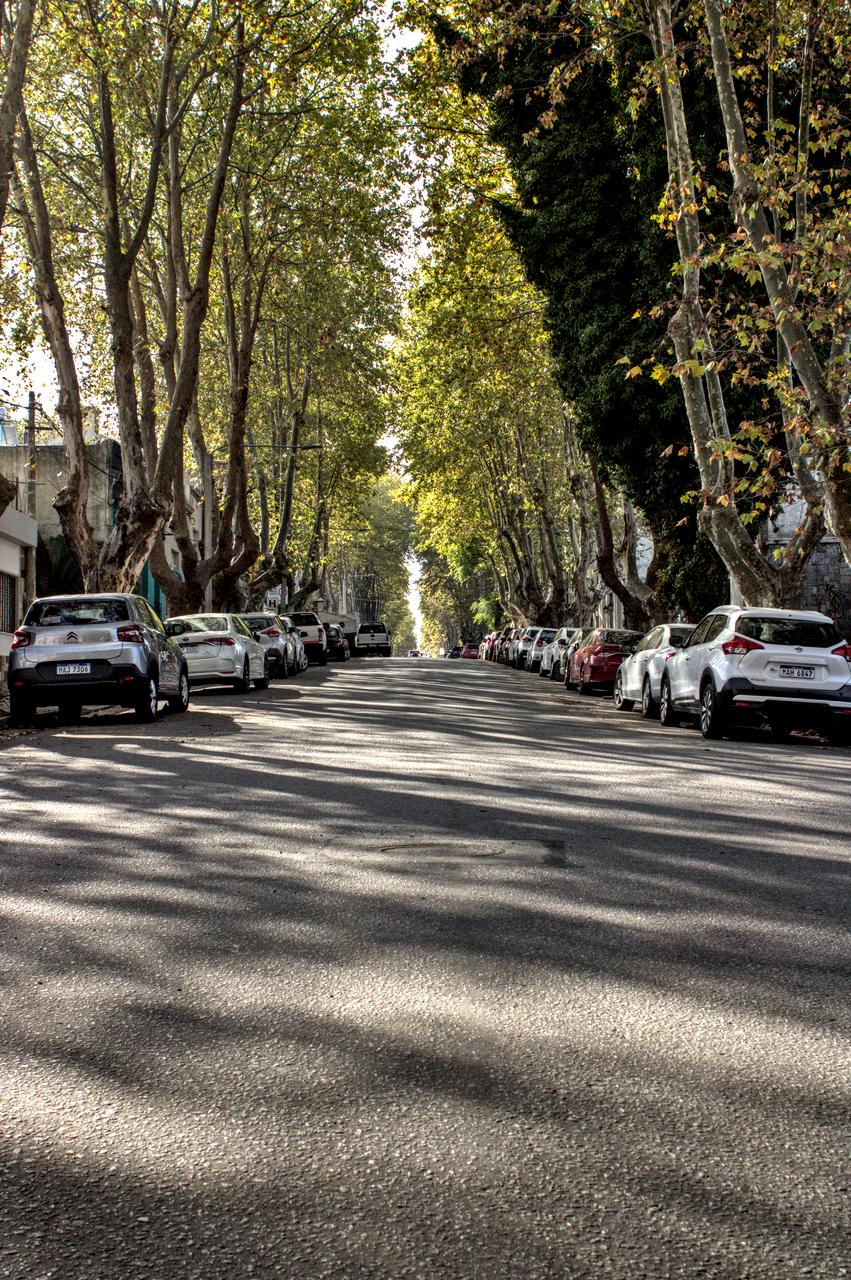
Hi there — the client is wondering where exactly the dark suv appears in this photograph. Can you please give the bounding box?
[7,593,189,724]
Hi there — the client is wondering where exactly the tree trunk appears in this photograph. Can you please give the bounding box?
[0,0,35,239]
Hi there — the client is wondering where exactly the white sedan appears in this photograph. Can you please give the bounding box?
[165,614,270,691]
[614,623,694,717]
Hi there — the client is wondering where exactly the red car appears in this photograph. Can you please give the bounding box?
[460,641,480,659]
[567,628,643,693]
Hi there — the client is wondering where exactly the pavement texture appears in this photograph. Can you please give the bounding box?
[0,658,849,1280]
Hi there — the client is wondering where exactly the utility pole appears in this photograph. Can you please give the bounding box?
[23,392,36,610]
[202,453,214,611]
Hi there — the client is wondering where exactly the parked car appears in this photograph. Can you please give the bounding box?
[446,644,462,659]
[277,615,308,673]
[566,628,644,694]
[460,641,480,659]
[513,626,541,669]
[240,613,290,677]
[614,623,694,716]
[165,613,270,691]
[7,592,190,725]
[325,623,350,661]
[540,626,573,678]
[659,606,851,741]
[503,628,522,665]
[557,627,588,683]
[290,611,328,664]
[525,627,556,672]
[354,621,392,656]
[495,626,514,663]
[407,648,422,658]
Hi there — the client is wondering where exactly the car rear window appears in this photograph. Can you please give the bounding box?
[358,623,387,633]
[25,598,130,626]
[242,615,274,628]
[291,613,320,626]
[538,630,556,641]
[601,630,642,646]
[737,616,840,647]
[172,616,230,633]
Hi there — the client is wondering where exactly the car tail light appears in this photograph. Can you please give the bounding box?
[535,638,544,647]
[10,629,32,649]
[722,635,764,656]
[831,642,851,662]
[261,628,280,637]
[202,636,234,647]
[117,625,145,644]
[664,648,677,661]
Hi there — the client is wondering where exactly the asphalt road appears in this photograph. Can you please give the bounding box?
[1,657,849,1280]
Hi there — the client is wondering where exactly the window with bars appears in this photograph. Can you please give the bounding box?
[0,570,17,634]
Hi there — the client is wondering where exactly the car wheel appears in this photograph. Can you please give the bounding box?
[135,673,159,723]
[8,691,35,726]
[613,673,634,711]
[699,679,726,739]
[641,676,659,720]
[578,664,592,694]
[319,650,329,666]
[167,668,190,714]
[254,656,270,690]
[233,659,251,693]
[280,654,289,679]
[549,662,560,681]
[659,678,679,728]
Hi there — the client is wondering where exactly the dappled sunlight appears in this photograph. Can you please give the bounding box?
[1,660,848,1277]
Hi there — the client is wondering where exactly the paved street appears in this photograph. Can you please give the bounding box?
[0,659,849,1280]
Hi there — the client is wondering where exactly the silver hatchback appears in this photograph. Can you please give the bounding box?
[7,593,189,725]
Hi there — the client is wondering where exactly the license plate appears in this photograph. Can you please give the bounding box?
[779,665,814,679]
[182,643,200,652]
[57,662,90,676]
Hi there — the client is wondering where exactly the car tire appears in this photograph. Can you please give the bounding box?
[659,678,679,728]
[167,668,190,714]
[699,679,726,739]
[641,676,659,719]
[549,662,560,681]
[233,659,251,693]
[578,665,592,695]
[8,691,35,726]
[280,654,289,679]
[254,657,270,690]
[134,672,160,723]
[613,673,633,711]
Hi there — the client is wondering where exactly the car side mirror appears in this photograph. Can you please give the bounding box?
[165,621,186,637]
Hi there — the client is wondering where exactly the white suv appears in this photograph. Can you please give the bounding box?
[354,622,392,656]
[658,606,851,742]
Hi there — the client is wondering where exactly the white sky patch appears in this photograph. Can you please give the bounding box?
[406,551,423,645]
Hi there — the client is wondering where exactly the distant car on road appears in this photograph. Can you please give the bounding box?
[239,613,290,677]
[354,621,392,656]
[567,628,644,694]
[525,627,556,672]
[7,592,190,725]
[277,615,308,673]
[659,606,851,741]
[408,649,422,658]
[446,645,462,659]
[325,623,350,661]
[460,641,479,659]
[166,614,270,692]
[289,611,328,665]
